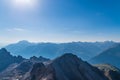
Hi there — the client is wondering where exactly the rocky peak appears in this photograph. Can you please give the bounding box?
[0,48,11,56]
[26,53,108,80]
[30,56,50,63]
[30,56,39,60]
[0,48,7,52]
[0,48,24,72]
[18,40,30,45]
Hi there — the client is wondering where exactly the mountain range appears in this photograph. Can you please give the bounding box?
[0,40,120,80]
[0,53,120,80]
[0,48,120,80]
[5,40,117,60]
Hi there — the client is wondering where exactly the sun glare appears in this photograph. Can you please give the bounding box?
[11,0,37,9]
[14,0,33,5]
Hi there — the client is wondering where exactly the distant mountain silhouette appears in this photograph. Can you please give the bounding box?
[5,40,116,60]
[0,48,24,72]
[89,44,120,68]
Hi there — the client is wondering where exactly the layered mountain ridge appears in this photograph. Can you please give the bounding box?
[89,44,120,68]
[0,48,120,80]
[5,40,116,60]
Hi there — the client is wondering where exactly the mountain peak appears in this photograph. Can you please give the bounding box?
[0,48,24,72]
[27,54,108,80]
[54,53,83,63]
[0,48,11,56]
[0,48,8,52]
[18,40,30,44]
[57,53,79,59]
[30,56,50,63]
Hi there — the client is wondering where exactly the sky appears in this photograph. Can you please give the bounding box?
[0,0,120,45]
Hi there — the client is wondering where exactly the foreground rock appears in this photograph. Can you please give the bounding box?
[25,54,109,80]
[95,64,120,80]
[0,55,50,80]
[0,48,24,72]
[0,53,120,80]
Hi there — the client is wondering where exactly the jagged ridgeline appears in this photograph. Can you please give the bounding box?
[0,48,24,72]
[0,48,120,80]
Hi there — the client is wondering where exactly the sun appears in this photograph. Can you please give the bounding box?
[14,0,33,5]
[12,0,37,9]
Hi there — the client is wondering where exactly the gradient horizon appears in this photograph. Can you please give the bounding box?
[0,0,120,44]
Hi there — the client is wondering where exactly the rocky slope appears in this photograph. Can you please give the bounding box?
[25,54,109,80]
[0,48,24,72]
[0,53,120,80]
[0,48,50,80]
[0,56,50,80]
[95,64,120,80]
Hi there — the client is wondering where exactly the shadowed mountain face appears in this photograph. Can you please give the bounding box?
[25,54,109,80]
[0,52,120,80]
[0,48,24,72]
[89,44,120,68]
[0,55,50,80]
[5,40,116,60]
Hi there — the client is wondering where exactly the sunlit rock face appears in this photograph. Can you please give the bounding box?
[95,64,120,80]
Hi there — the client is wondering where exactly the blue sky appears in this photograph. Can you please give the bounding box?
[0,0,120,44]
